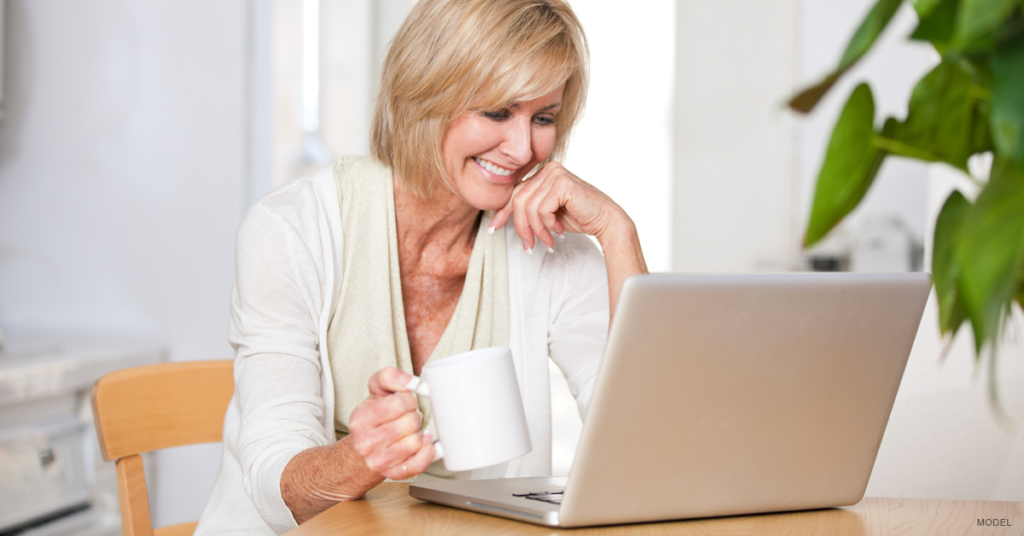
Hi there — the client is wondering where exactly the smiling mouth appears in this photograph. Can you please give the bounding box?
[473,157,516,176]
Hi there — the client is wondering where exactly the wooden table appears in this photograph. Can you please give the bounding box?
[286,483,1023,535]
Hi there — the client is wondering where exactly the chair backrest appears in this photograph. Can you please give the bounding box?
[92,360,235,536]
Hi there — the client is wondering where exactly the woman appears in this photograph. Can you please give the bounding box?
[195,0,647,533]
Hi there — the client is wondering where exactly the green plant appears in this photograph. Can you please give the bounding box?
[790,0,1024,385]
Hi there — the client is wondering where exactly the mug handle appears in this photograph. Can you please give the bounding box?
[405,376,430,397]
[405,376,444,462]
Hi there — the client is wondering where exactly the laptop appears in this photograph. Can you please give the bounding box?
[410,272,931,527]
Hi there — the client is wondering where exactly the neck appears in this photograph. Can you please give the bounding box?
[394,177,480,261]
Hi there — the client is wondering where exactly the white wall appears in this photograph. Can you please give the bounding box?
[673,0,800,273]
[562,2,675,274]
[0,0,246,526]
[268,0,416,192]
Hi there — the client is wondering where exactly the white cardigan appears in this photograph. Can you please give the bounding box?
[194,167,609,535]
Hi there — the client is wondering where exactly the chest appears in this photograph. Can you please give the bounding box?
[401,263,468,374]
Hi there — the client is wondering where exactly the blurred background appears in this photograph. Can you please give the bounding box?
[0,0,1020,532]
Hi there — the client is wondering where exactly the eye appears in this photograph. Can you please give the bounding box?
[533,114,557,126]
[483,109,511,121]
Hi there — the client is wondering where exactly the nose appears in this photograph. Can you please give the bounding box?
[500,116,533,166]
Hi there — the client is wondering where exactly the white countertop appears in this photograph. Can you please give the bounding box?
[0,334,164,408]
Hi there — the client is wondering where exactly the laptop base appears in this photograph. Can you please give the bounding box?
[410,477,564,526]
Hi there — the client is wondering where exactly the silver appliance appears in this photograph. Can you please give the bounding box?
[0,335,162,535]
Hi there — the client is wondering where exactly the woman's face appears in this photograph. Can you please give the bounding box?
[442,85,564,211]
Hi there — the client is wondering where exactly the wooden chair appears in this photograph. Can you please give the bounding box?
[92,361,235,536]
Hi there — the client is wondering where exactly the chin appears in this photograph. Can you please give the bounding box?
[466,188,513,212]
[473,196,512,212]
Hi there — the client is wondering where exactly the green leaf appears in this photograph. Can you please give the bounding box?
[983,5,1024,52]
[972,98,995,154]
[788,0,902,113]
[933,191,970,336]
[953,0,1019,49]
[991,37,1024,164]
[804,85,886,247]
[899,59,976,170]
[911,0,960,50]
[840,0,905,67]
[957,157,1024,351]
[964,53,995,88]
[913,0,946,17]
[788,73,842,115]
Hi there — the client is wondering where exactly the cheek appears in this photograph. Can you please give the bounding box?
[443,116,488,163]
[533,129,558,162]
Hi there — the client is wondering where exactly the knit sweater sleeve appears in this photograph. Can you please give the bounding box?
[228,180,333,534]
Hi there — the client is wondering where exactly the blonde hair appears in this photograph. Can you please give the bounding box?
[370,0,589,198]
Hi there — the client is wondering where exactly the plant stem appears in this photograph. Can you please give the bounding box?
[969,85,992,102]
[873,137,987,187]
[872,136,940,161]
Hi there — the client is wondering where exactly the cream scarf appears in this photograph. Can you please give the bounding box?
[326,156,509,480]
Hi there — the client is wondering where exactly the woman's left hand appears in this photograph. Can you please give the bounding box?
[490,161,648,320]
[489,161,624,252]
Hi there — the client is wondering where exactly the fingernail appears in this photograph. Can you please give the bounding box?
[405,376,421,391]
[557,232,565,239]
[546,245,554,253]
[487,225,495,234]
[424,430,433,442]
[522,239,530,252]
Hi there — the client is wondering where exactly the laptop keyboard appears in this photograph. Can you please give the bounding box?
[513,490,564,505]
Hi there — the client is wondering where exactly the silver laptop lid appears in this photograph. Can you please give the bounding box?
[559,273,931,526]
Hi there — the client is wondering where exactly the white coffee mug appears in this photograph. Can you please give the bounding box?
[405,346,531,472]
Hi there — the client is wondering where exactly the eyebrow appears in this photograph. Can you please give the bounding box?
[504,101,562,112]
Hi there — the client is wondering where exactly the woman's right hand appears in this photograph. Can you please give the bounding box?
[282,367,434,522]
[348,367,435,480]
